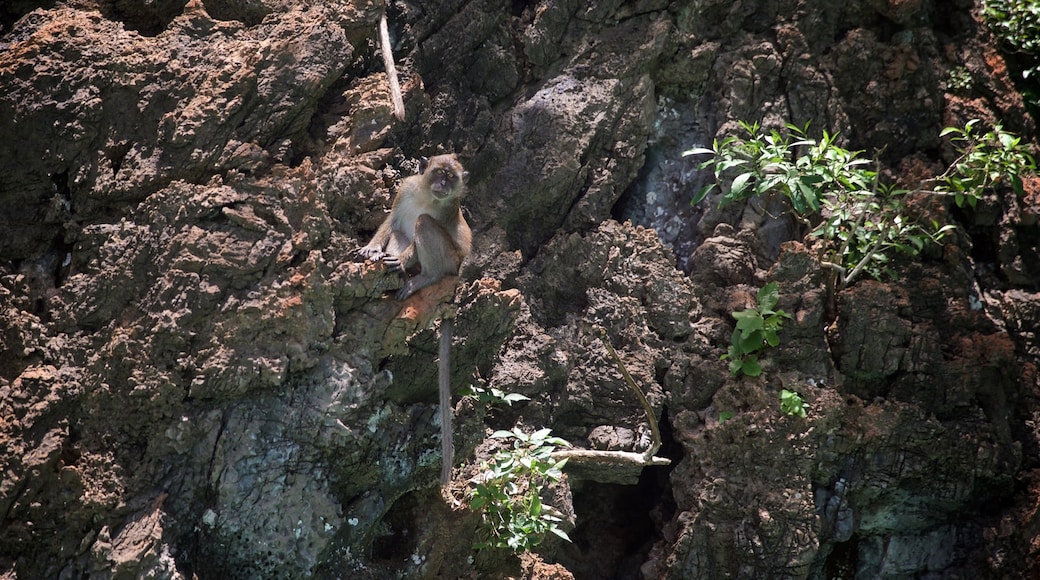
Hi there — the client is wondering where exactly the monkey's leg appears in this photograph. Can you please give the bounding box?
[396,214,461,300]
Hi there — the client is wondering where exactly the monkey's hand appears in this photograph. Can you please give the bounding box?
[356,246,386,262]
[382,254,406,274]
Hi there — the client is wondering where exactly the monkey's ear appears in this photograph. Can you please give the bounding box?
[418,157,430,175]
[461,171,470,183]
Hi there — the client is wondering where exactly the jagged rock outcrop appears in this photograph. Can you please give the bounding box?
[2,0,1039,578]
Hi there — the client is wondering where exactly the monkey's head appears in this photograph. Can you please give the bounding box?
[419,154,469,200]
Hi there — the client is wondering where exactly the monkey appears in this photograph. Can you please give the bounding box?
[357,153,472,301]
[357,153,472,485]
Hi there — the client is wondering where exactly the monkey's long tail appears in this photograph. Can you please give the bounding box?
[439,318,454,486]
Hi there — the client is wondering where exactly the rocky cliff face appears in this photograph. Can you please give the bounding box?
[2,0,1039,578]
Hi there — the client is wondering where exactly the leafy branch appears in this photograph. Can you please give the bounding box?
[685,121,957,287]
[982,0,1040,80]
[932,119,1036,208]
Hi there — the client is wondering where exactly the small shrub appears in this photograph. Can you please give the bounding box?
[945,66,974,93]
[779,389,807,418]
[470,428,572,552]
[722,282,792,377]
[465,385,531,406]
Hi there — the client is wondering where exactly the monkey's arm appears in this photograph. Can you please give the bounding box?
[357,217,393,261]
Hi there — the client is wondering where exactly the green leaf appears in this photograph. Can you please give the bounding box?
[734,310,765,333]
[717,159,749,172]
[757,282,780,312]
[550,527,572,542]
[739,329,764,352]
[503,392,531,404]
[729,359,744,375]
[1012,174,1025,195]
[730,172,753,197]
[789,191,807,213]
[545,436,571,448]
[683,147,716,157]
[691,183,716,205]
[530,494,542,516]
[796,182,818,211]
[741,357,762,377]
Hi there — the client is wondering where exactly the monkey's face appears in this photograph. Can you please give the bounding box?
[424,156,467,199]
[428,167,461,198]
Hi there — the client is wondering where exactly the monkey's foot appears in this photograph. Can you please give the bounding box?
[394,281,416,301]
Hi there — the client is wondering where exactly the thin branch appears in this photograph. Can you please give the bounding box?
[842,221,890,287]
[596,327,663,461]
[379,8,406,121]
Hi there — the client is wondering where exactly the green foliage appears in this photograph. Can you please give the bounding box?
[685,121,872,213]
[814,180,956,284]
[721,282,792,377]
[982,0,1040,79]
[685,121,955,286]
[470,428,572,552]
[465,385,531,407]
[945,66,974,93]
[935,119,1036,208]
[779,389,807,418]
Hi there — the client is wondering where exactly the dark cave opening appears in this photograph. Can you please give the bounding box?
[953,204,1040,292]
[555,470,672,579]
[97,0,187,38]
[822,535,860,578]
[552,414,682,579]
[371,492,419,564]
